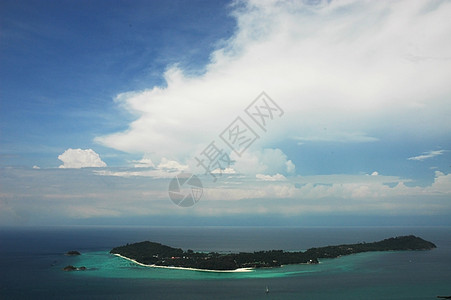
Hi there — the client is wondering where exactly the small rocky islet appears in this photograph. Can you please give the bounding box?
[65,250,81,256]
[63,250,86,271]
[63,265,86,271]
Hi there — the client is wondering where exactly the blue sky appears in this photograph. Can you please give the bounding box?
[1,0,450,226]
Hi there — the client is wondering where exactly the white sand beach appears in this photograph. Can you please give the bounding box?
[113,253,253,273]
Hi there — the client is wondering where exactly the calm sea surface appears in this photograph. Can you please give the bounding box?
[0,226,450,299]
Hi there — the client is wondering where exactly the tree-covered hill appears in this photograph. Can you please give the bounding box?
[110,235,436,271]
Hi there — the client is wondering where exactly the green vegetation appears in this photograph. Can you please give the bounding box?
[110,235,436,271]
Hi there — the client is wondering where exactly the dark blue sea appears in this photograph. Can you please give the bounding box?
[0,226,450,299]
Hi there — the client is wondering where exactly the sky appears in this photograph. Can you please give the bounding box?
[1,0,450,227]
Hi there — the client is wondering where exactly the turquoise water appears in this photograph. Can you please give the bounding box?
[1,226,450,299]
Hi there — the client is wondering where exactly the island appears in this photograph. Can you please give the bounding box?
[110,235,436,271]
[63,265,86,271]
[65,250,81,256]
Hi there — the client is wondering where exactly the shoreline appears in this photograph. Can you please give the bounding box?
[113,253,254,273]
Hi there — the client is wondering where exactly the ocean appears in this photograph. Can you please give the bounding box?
[0,226,450,299]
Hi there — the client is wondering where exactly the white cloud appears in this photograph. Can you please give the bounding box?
[425,171,451,194]
[157,158,188,172]
[294,132,378,144]
[94,156,187,178]
[256,173,286,181]
[202,171,451,212]
[132,155,155,168]
[230,148,295,175]
[95,0,451,167]
[286,160,295,174]
[94,168,175,178]
[408,150,447,161]
[212,167,236,174]
[58,148,107,168]
[7,0,451,224]
[1,166,450,225]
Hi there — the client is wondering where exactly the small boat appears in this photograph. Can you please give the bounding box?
[265,286,269,294]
